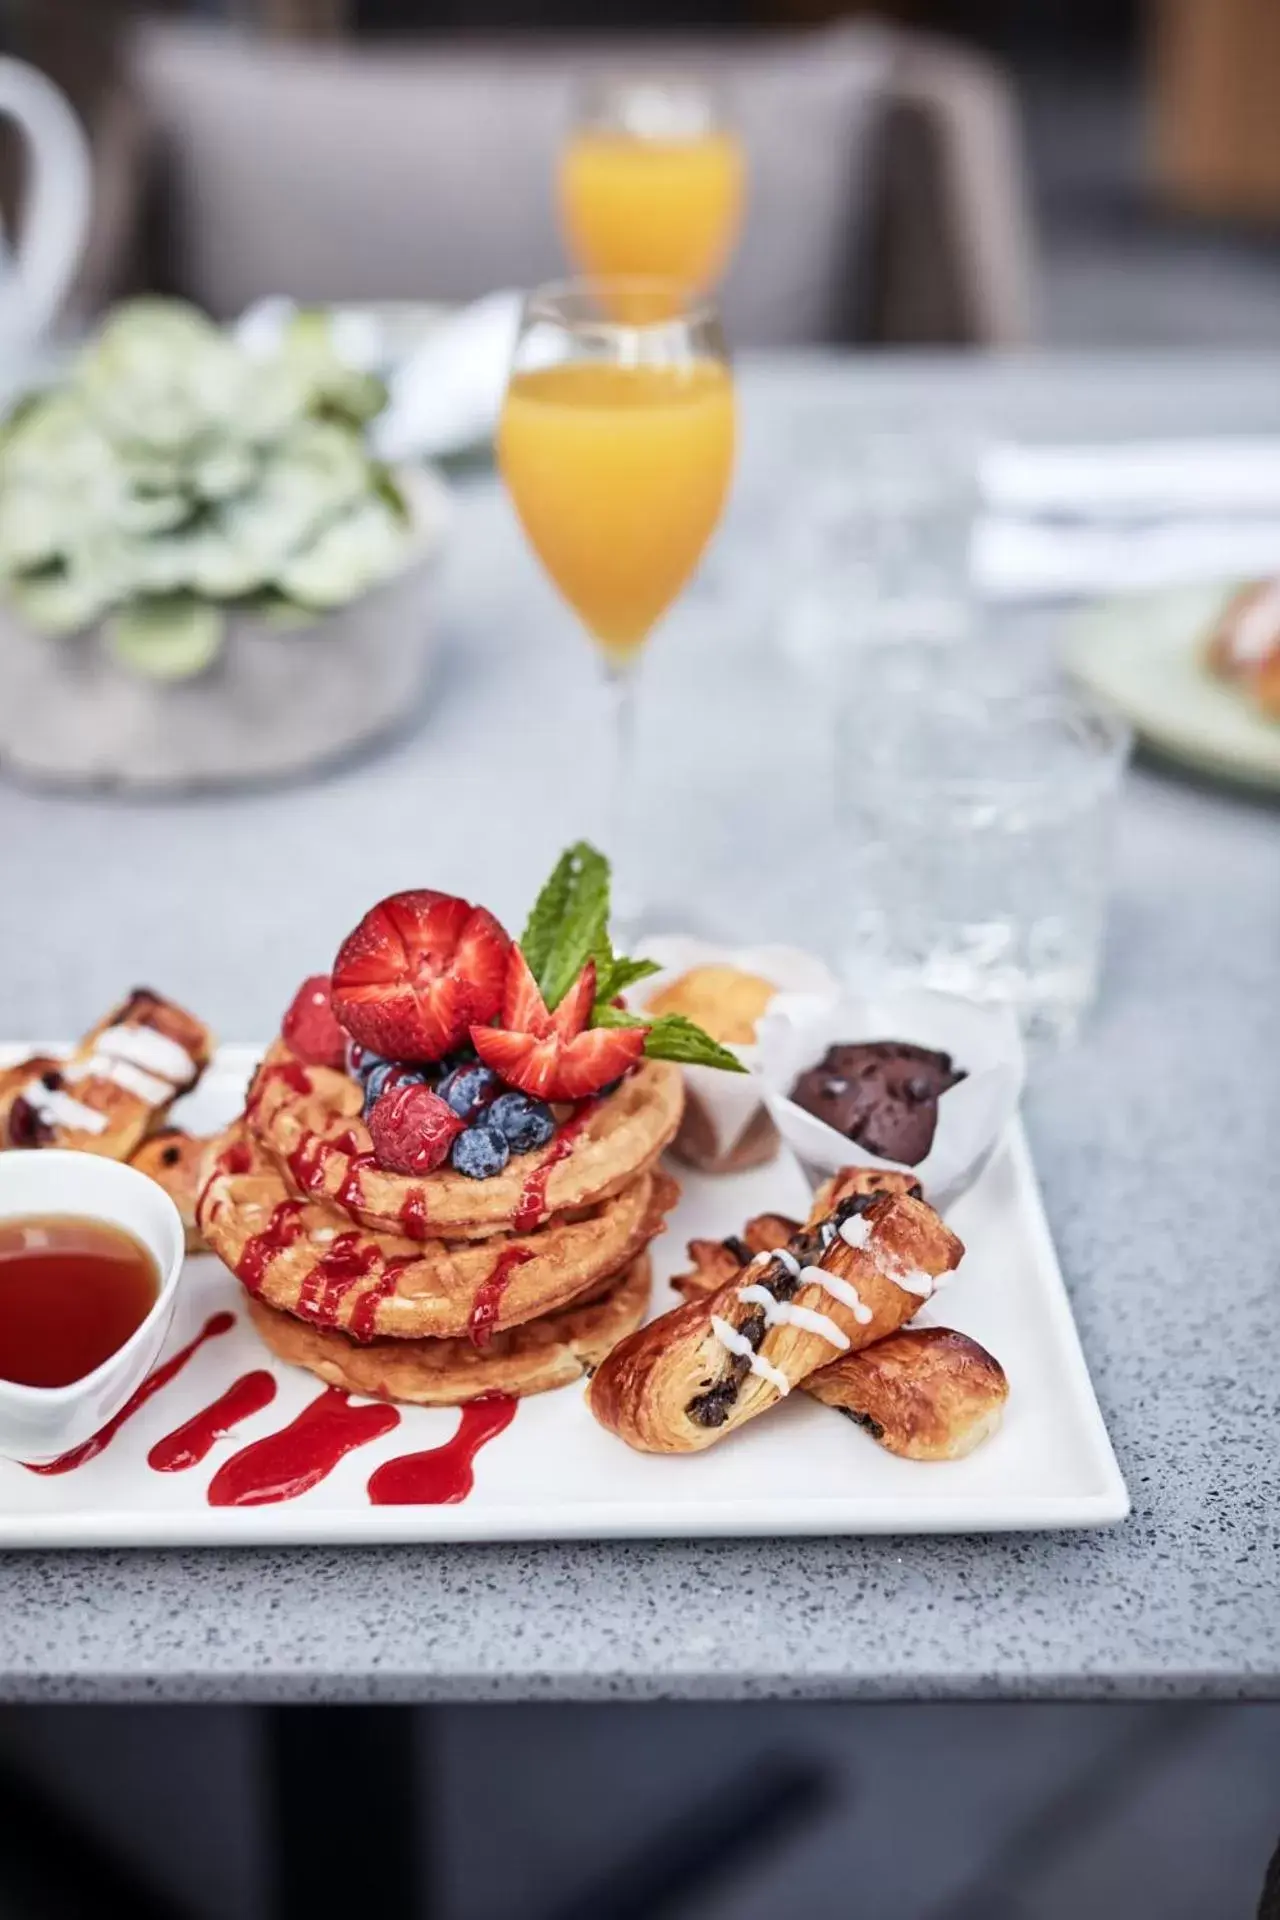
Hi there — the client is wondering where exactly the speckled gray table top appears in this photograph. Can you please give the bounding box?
[0,354,1277,1702]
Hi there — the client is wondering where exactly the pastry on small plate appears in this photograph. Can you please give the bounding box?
[1,990,212,1158]
[1205,579,1280,721]
[630,939,841,1176]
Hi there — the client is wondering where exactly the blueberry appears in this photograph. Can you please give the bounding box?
[486,1091,556,1154]
[346,1041,390,1085]
[450,1124,511,1180]
[363,1061,427,1117]
[437,1062,499,1121]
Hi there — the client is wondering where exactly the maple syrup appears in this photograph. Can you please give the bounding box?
[0,1215,159,1389]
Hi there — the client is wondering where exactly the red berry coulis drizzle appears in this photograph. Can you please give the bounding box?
[399,1189,430,1240]
[295,1232,381,1327]
[248,1061,312,1122]
[286,1129,330,1196]
[347,1255,418,1342]
[207,1385,400,1508]
[25,1313,236,1476]
[366,1395,517,1505]
[511,1099,600,1233]
[336,1152,378,1215]
[237,1201,306,1296]
[196,1135,255,1220]
[147,1370,277,1473]
[467,1247,534,1347]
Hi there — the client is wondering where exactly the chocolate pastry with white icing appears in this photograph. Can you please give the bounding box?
[672,1171,1007,1462]
[588,1168,963,1455]
[789,1041,965,1166]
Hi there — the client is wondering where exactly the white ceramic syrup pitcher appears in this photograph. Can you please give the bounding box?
[0,58,91,361]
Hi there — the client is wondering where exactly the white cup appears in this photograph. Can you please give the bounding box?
[0,59,92,361]
[0,1151,185,1464]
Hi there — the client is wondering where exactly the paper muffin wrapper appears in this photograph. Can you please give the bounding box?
[755,987,1026,1211]
[632,938,842,1163]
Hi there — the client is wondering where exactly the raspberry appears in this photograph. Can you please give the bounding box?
[281,975,347,1069]
[367,1082,464,1175]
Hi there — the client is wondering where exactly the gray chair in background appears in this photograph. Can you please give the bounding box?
[74,17,1036,348]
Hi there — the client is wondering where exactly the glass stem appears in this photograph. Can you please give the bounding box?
[600,657,639,926]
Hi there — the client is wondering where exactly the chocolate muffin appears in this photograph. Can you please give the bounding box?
[789,1041,966,1166]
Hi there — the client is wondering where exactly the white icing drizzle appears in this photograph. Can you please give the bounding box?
[66,1054,171,1106]
[310,1228,337,1244]
[798,1262,873,1325]
[837,1208,934,1299]
[96,1024,196,1086]
[749,1249,772,1266]
[820,1221,836,1248]
[736,1283,850,1351]
[20,1082,109,1136]
[769,1247,801,1278]
[838,1213,871,1251]
[709,1314,791,1396]
[893,1267,936,1298]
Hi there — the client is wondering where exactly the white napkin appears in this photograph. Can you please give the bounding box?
[980,439,1280,521]
[371,290,522,463]
[236,292,523,461]
[972,514,1280,602]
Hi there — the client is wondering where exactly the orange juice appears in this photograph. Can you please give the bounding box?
[498,360,735,662]
[559,131,745,306]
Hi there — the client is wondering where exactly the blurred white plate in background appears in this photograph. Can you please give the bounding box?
[1064,585,1280,794]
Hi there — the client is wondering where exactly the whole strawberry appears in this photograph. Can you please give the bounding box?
[367,1082,464,1176]
[281,974,347,1069]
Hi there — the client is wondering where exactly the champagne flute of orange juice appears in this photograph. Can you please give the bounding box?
[498,279,736,907]
[559,78,745,317]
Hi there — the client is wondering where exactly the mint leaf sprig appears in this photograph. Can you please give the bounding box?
[519,842,746,1075]
[593,1004,745,1074]
[521,841,610,1012]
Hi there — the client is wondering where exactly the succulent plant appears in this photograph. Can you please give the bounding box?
[0,300,415,678]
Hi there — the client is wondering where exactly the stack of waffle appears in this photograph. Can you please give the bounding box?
[197,1043,685,1405]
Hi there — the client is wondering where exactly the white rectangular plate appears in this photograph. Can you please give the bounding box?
[0,1046,1127,1544]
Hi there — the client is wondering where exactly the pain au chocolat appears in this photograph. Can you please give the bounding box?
[589,1170,964,1454]
[672,1169,1006,1463]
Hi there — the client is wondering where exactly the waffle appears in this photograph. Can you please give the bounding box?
[247,1253,653,1406]
[242,1041,684,1240]
[198,1122,677,1344]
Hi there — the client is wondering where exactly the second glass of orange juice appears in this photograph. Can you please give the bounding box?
[559,78,745,314]
[498,279,736,904]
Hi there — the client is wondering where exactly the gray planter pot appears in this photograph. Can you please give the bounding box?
[0,468,450,792]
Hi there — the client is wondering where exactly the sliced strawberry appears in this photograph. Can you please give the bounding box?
[331,890,510,1062]
[501,945,552,1037]
[281,974,347,1069]
[550,959,596,1042]
[472,1020,645,1102]
[367,1083,464,1175]
[472,1026,560,1099]
[550,1024,645,1098]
